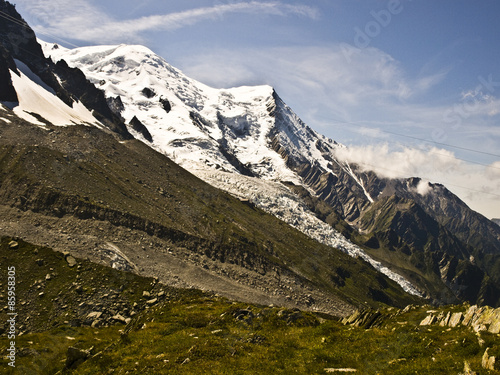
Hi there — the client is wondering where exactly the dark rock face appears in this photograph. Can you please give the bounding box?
[106,95,125,118]
[160,97,172,113]
[0,0,132,139]
[266,91,500,306]
[52,59,132,138]
[142,87,156,98]
[0,44,18,102]
[129,116,153,142]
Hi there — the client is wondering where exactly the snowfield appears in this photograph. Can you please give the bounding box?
[40,41,422,297]
[5,59,101,127]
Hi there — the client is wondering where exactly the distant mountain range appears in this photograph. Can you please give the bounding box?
[1,0,499,313]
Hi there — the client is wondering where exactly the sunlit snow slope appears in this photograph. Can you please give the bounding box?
[3,58,102,127]
[41,41,422,296]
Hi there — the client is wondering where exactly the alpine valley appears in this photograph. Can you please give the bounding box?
[1,1,500,373]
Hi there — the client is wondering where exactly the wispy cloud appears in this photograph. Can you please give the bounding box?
[16,0,319,44]
[178,44,447,124]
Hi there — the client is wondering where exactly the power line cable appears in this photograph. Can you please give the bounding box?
[384,130,500,158]
[1,5,499,199]
[328,118,500,159]
[0,10,80,48]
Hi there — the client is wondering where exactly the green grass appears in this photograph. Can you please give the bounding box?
[2,299,499,374]
[0,236,497,375]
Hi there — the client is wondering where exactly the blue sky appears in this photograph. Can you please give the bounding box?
[12,0,500,218]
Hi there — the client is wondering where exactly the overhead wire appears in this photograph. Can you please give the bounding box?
[327,118,500,170]
[328,118,500,198]
[0,8,499,199]
[340,159,500,199]
[0,10,80,48]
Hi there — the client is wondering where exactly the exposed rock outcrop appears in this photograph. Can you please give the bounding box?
[419,305,500,333]
[0,0,131,138]
[341,309,384,329]
[129,116,153,142]
[482,348,496,371]
[0,44,18,102]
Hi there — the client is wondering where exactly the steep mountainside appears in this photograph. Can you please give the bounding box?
[0,106,423,315]
[41,40,500,306]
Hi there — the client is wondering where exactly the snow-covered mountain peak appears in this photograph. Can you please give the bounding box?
[41,41,301,181]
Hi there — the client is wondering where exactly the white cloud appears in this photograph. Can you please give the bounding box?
[15,0,318,44]
[332,144,500,219]
[415,180,432,196]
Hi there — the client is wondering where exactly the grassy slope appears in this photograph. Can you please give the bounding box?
[0,238,498,375]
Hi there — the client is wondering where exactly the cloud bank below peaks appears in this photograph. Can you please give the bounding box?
[333,144,500,219]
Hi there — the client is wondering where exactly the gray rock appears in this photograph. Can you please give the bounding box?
[65,254,77,267]
[448,312,463,328]
[146,298,158,305]
[86,311,102,320]
[462,361,477,375]
[482,348,496,370]
[420,314,436,326]
[462,305,478,326]
[439,311,451,326]
[111,314,127,324]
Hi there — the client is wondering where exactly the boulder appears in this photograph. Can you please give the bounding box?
[482,348,496,371]
[86,311,102,320]
[462,305,478,326]
[111,314,127,324]
[487,308,500,334]
[448,312,463,328]
[439,311,451,326]
[462,361,477,375]
[420,314,436,326]
[65,254,77,267]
